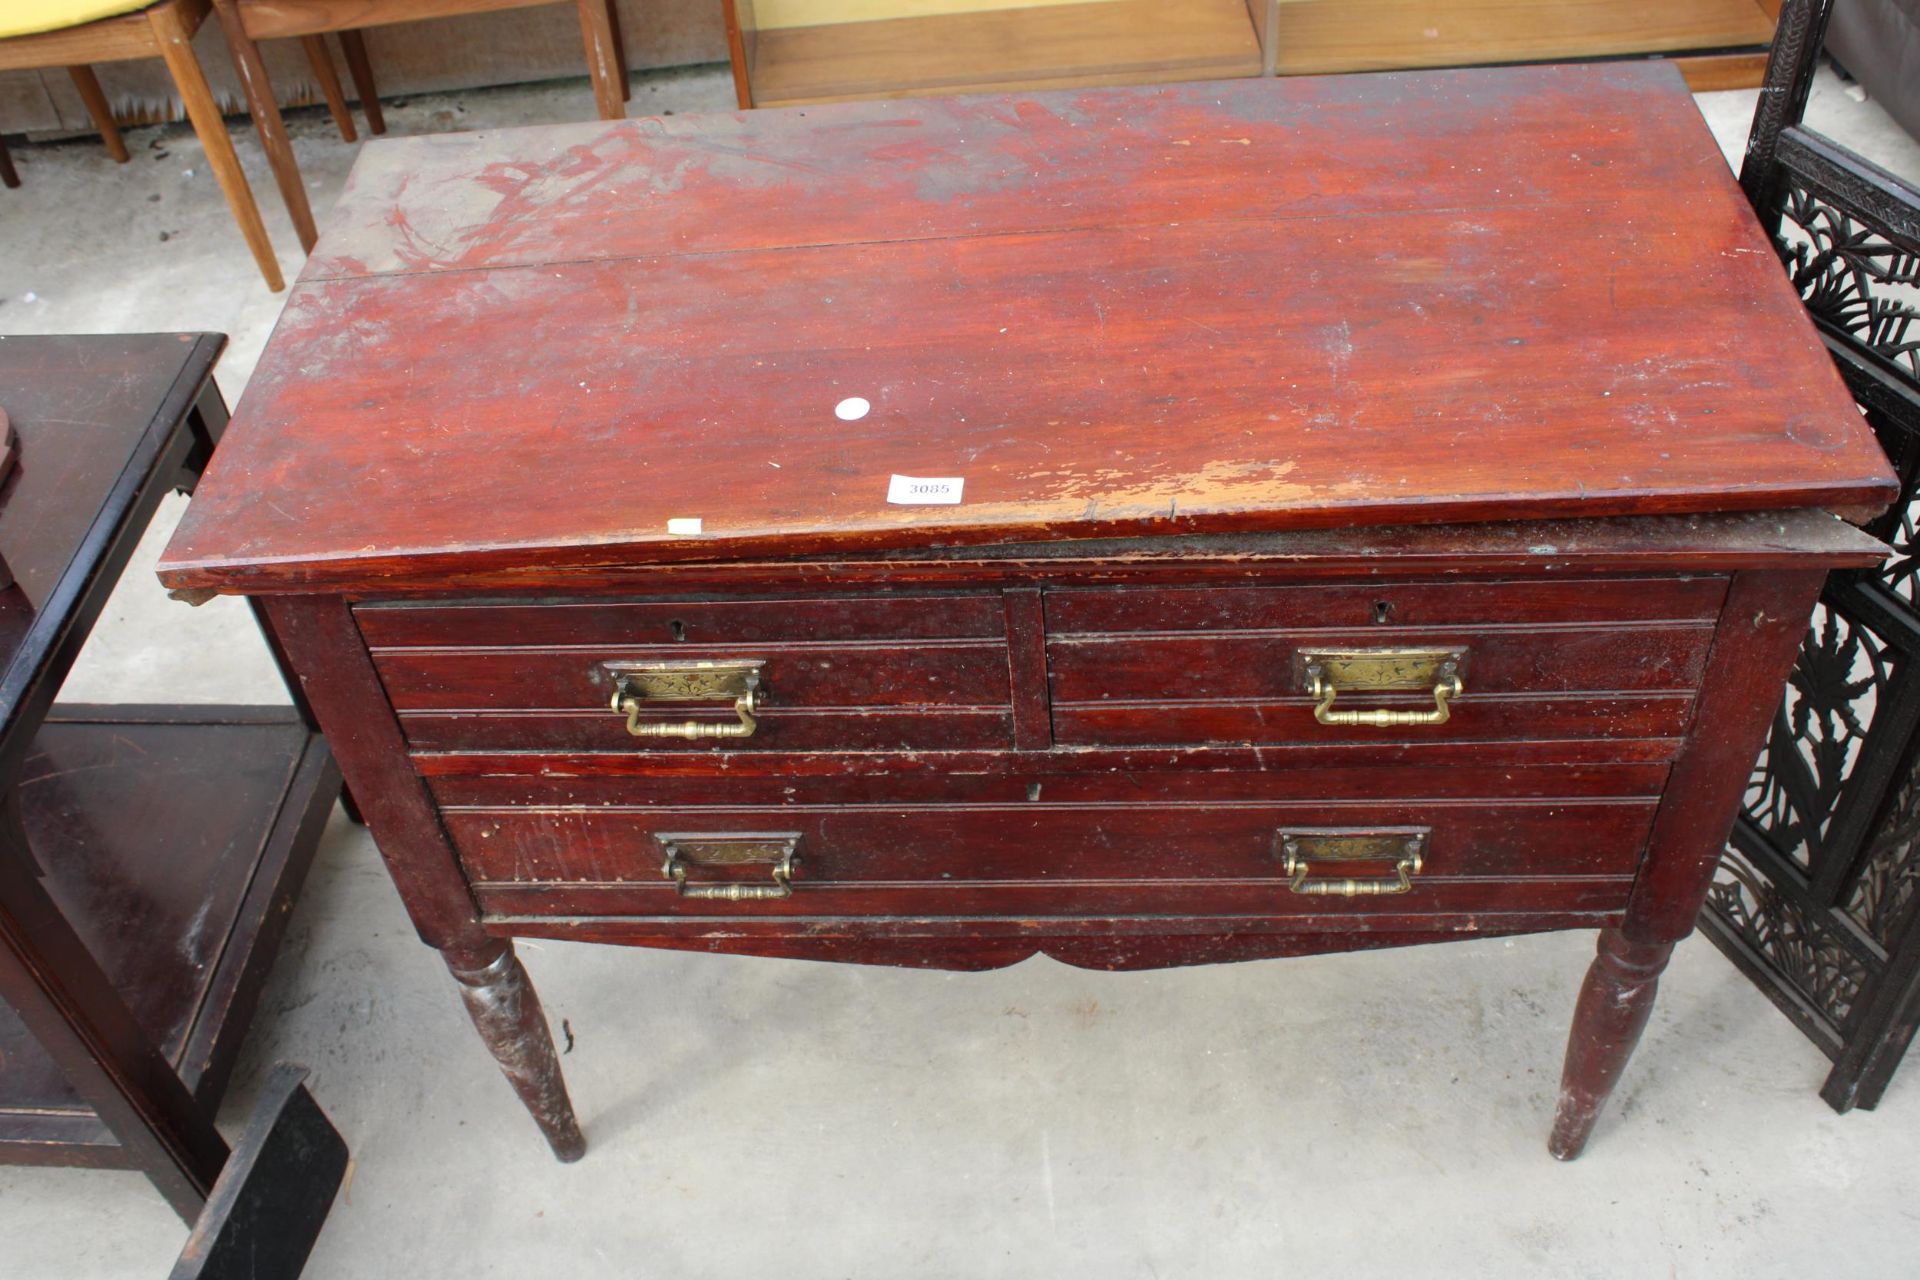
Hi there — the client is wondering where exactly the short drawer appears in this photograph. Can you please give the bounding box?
[448,794,1655,920]
[1047,577,1722,749]
[361,592,1012,753]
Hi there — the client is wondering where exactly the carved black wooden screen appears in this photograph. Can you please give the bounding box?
[1699,0,1920,1111]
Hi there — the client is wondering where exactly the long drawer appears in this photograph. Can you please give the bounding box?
[444,773,1657,921]
[1047,576,1724,749]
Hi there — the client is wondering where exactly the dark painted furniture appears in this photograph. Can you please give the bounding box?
[1698,0,1920,1112]
[0,333,342,1220]
[168,1064,348,1280]
[159,66,1896,1161]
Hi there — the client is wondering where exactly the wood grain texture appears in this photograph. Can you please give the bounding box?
[742,0,1261,106]
[474,876,1634,920]
[492,911,1626,970]
[446,797,1658,885]
[1270,0,1774,75]
[156,66,1896,595]
[1045,576,1730,632]
[428,760,1674,808]
[234,0,563,39]
[1674,52,1771,91]
[1623,569,1831,940]
[258,596,487,951]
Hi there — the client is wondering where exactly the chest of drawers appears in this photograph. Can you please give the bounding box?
[159,65,1897,1164]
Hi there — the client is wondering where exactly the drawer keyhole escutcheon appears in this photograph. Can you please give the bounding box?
[1279,829,1427,897]
[655,832,801,900]
[1296,647,1467,728]
[606,659,764,740]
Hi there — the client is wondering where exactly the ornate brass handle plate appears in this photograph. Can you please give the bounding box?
[655,832,801,900]
[606,659,764,740]
[1279,829,1428,897]
[1295,647,1467,727]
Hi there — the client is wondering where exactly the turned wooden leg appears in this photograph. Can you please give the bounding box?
[150,0,285,289]
[575,0,626,121]
[0,136,17,189]
[301,35,357,143]
[68,67,129,162]
[444,940,586,1162]
[1549,929,1676,1160]
[338,31,384,135]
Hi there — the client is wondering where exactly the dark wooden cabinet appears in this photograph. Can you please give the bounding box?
[158,65,1897,1162]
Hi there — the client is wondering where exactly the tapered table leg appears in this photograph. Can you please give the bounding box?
[150,0,284,289]
[338,31,384,135]
[445,939,586,1162]
[1549,929,1675,1160]
[208,0,319,256]
[301,35,357,143]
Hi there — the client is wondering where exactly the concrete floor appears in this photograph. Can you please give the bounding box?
[3,61,1920,1279]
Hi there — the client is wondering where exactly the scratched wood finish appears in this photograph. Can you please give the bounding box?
[427,760,1675,807]
[475,878,1635,920]
[1044,576,1730,631]
[375,642,1011,711]
[156,66,1896,594]
[491,919,1614,971]
[447,797,1658,883]
[148,69,1903,1159]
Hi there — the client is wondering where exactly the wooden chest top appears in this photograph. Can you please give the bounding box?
[158,63,1895,593]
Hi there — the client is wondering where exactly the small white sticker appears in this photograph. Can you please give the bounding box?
[887,475,964,505]
[835,396,871,421]
[666,517,703,535]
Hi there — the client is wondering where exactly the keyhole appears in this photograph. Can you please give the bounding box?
[1026,782,1042,802]
[1372,600,1394,624]
[669,619,686,641]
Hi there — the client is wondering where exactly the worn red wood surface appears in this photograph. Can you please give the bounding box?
[157,63,1895,594]
[446,797,1657,883]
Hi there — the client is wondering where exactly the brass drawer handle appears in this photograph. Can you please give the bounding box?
[1297,647,1466,728]
[655,832,800,900]
[606,659,763,740]
[1279,829,1427,897]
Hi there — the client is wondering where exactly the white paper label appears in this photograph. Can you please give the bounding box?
[665,517,703,535]
[887,475,964,505]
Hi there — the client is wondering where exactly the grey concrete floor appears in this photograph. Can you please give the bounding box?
[3,62,1920,1280]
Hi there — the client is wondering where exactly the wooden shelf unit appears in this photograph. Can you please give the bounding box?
[724,0,1783,107]
[0,708,336,1165]
[0,334,342,1222]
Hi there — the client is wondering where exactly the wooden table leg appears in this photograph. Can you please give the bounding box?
[209,0,318,256]
[300,34,357,143]
[446,939,587,1162]
[338,31,384,135]
[0,135,17,189]
[259,595,586,1159]
[149,0,285,289]
[1547,569,1827,1158]
[605,0,630,102]
[67,66,129,162]
[575,0,625,120]
[1548,930,1675,1159]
